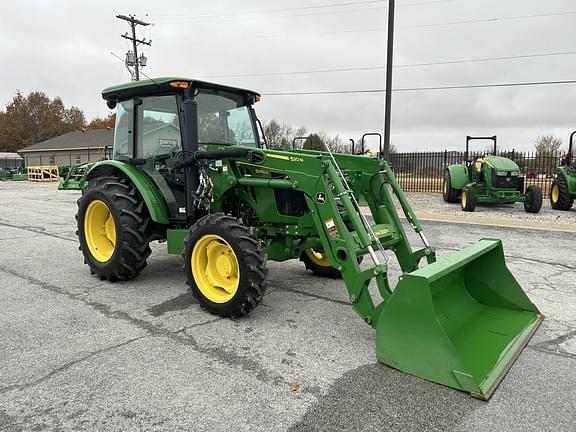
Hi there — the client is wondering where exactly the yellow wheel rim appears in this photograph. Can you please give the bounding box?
[551,184,560,203]
[304,248,331,268]
[84,200,116,262]
[443,179,448,194]
[461,191,467,208]
[191,234,240,303]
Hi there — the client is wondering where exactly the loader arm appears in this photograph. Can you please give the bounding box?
[201,144,542,400]
[203,146,435,327]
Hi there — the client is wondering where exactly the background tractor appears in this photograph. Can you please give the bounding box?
[550,131,576,210]
[76,78,542,400]
[443,135,542,212]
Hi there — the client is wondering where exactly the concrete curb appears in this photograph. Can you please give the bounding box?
[361,208,576,233]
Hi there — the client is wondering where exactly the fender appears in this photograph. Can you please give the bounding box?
[86,160,170,225]
[446,164,470,190]
[556,167,576,193]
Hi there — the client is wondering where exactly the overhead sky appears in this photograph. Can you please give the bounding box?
[1,0,575,151]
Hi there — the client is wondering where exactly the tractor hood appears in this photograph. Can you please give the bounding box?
[483,155,520,172]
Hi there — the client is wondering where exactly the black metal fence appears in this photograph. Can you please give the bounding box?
[389,150,566,198]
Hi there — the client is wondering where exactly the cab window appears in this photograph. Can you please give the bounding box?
[136,95,182,160]
[197,91,257,147]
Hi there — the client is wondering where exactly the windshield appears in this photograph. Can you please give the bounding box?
[197,90,258,147]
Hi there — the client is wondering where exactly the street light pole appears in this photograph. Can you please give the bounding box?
[383,0,395,161]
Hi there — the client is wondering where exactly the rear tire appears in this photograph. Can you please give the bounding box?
[300,249,341,279]
[524,185,542,213]
[550,176,574,210]
[76,175,152,281]
[443,171,460,203]
[184,214,267,317]
[461,187,477,212]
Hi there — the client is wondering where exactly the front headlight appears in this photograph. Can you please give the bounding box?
[510,171,519,176]
[496,171,508,176]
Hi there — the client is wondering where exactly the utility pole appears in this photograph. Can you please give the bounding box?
[116,14,151,81]
[383,0,395,161]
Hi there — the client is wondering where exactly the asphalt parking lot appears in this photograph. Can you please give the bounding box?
[0,182,575,431]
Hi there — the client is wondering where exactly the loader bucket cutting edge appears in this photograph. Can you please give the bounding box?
[375,238,543,400]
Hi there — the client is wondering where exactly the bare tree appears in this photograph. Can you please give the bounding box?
[535,135,563,156]
[263,119,308,149]
[534,135,563,175]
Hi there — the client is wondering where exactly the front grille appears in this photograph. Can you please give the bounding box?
[274,189,309,217]
[492,171,519,189]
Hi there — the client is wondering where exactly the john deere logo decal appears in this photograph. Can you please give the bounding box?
[316,193,326,203]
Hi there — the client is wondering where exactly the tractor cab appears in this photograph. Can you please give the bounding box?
[101,78,263,222]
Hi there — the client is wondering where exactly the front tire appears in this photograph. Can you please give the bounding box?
[550,176,574,210]
[443,171,460,203]
[184,214,267,317]
[524,185,542,213]
[76,175,152,281]
[461,187,477,212]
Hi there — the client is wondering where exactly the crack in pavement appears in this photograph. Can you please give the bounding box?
[534,329,576,348]
[528,345,576,360]
[0,265,289,392]
[530,282,574,295]
[0,336,147,395]
[0,220,77,244]
[177,317,224,333]
[530,329,576,360]
[274,285,350,306]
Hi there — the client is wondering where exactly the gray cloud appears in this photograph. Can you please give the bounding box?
[0,0,574,151]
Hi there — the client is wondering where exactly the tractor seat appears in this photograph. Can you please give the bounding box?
[474,158,484,173]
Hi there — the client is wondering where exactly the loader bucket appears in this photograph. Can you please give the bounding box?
[376,239,543,400]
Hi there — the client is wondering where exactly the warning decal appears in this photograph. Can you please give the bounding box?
[325,218,339,239]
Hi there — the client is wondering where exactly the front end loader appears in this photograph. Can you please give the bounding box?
[76,78,542,400]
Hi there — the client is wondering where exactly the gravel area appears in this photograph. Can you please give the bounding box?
[404,192,576,227]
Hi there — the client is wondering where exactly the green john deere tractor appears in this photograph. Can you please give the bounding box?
[76,78,542,400]
[550,131,576,210]
[443,135,542,213]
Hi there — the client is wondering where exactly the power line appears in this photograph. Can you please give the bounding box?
[262,79,576,96]
[151,0,386,19]
[155,10,576,41]
[400,10,576,29]
[149,0,452,21]
[150,0,454,25]
[152,6,387,25]
[158,26,382,41]
[197,50,576,78]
